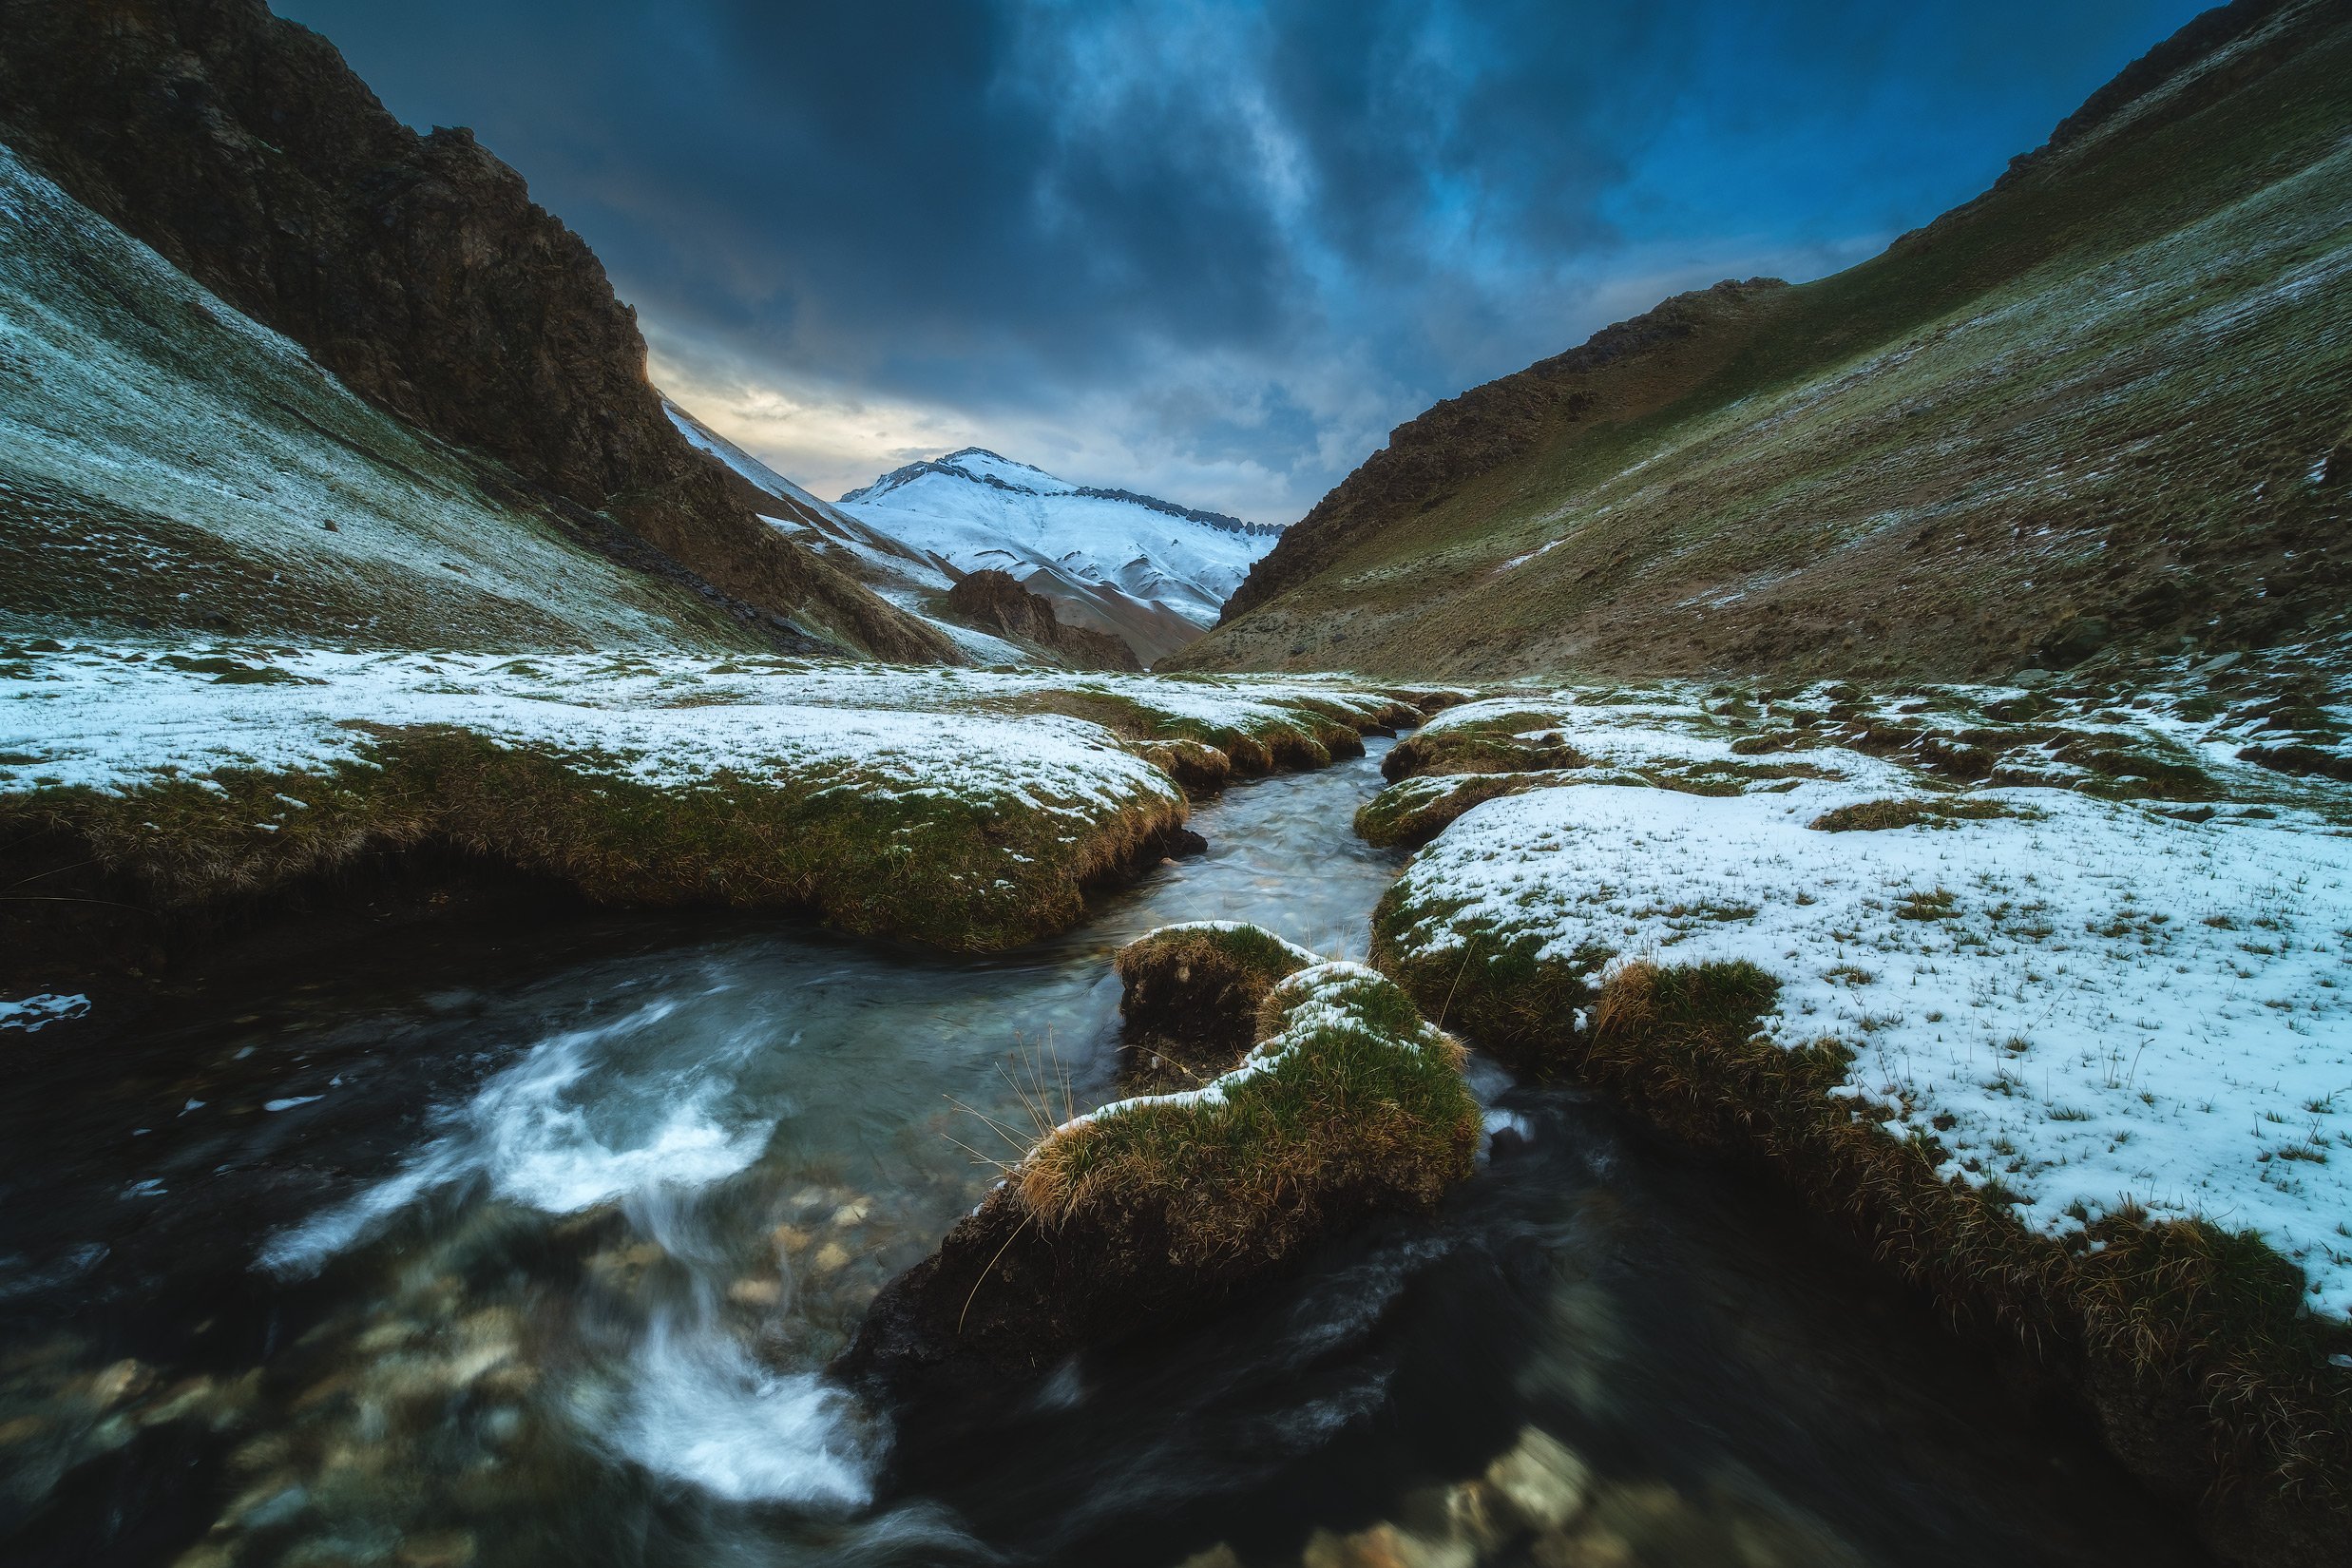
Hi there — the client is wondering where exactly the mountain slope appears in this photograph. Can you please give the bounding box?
[663,402,1138,667]
[1178,0,2352,681]
[0,0,950,661]
[840,450,1282,663]
[0,143,759,650]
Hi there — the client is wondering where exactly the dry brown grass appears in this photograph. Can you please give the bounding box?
[1112,923,1311,1081]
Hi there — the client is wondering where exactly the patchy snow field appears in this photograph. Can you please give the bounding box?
[1385,686,2352,1318]
[0,641,1402,811]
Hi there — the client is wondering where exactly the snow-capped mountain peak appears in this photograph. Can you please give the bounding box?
[834,450,1282,656]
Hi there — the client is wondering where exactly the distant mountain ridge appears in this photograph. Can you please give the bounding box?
[660,402,1138,669]
[846,449,1281,538]
[838,448,1285,663]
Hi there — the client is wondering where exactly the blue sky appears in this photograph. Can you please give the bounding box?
[278,0,2209,520]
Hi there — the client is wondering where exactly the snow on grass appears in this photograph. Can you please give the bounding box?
[1386,693,2352,1319]
[0,642,1407,811]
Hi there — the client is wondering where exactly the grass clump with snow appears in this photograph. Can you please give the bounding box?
[1020,960,1481,1263]
[845,938,1480,1375]
[1112,920,1317,1083]
[1355,771,1566,850]
[1381,705,1589,782]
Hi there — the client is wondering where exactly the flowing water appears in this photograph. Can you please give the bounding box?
[1,741,2206,1567]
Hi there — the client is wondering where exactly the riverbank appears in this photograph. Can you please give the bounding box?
[0,641,1443,985]
[1361,660,2352,1563]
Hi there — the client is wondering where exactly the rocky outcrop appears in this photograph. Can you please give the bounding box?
[944,568,1141,670]
[0,0,951,660]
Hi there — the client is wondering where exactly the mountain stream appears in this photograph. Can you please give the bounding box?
[0,740,2207,1566]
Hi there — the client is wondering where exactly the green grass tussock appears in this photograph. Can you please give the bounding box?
[1355,772,1561,850]
[1808,795,2022,832]
[1383,713,1591,783]
[1012,686,1416,792]
[842,947,1482,1378]
[1021,963,1480,1270]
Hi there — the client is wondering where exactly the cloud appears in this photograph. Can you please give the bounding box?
[278,0,2209,521]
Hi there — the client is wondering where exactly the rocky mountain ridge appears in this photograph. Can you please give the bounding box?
[847,449,1279,539]
[0,0,949,660]
[838,447,1283,662]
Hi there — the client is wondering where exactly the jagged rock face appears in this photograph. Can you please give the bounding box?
[0,0,951,662]
[944,568,1141,671]
[0,0,650,510]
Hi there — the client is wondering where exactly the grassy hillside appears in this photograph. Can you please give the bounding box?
[1177,0,2352,683]
[0,143,776,652]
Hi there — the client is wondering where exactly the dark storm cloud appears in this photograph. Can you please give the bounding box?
[276,0,2209,517]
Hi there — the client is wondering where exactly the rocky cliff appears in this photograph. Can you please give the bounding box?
[944,568,1141,670]
[0,0,952,661]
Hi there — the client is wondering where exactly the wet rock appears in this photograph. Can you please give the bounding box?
[396,1529,478,1567]
[728,1276,784,1307]
[1303,1521,1476,1568]
[1486,1426,1592,1532]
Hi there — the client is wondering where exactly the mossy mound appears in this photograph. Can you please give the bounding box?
[1015,686,1418,792]
[1356,771,1568,850]
[1807,795,2022,832]
[1382,712,1590,783]
[1113,921,1315,1084]
[1133,736,1233,795]
[0,725,1190,955]
[841,953,1481,1380]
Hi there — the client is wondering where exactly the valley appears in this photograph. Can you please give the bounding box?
[3,0,2348,1565]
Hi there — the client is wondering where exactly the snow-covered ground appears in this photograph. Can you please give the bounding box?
[0,641,1402,810]
[1382,689,2352,1319]
[839,449,1278,630]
